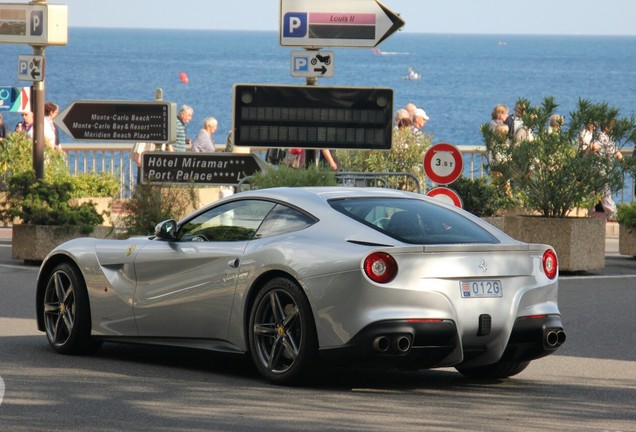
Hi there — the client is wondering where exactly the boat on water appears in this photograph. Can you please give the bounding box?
[403,67,421,80]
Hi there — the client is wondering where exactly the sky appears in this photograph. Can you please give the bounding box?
[44,0,636,36]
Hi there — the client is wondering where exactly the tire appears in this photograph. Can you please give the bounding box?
[42,262,102,355]
[455,360,530,379]
[248,277,318,385]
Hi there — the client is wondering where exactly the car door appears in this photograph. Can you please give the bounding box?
[132,199,276,340]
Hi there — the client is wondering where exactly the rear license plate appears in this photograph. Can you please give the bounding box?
[460,280,503,298]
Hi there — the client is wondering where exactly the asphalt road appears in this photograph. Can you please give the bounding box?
[0,239,635,432]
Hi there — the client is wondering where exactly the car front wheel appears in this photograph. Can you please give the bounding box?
[248,277,318,385]
[42,262,102,355]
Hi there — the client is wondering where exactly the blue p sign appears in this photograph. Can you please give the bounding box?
[19,60,29,75]
[293,57,308,72]
[283,13,307,37]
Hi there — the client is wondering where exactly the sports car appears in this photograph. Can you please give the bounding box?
[36,187,565,385]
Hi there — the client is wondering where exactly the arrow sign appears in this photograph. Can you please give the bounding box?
[141,152,268,185]
[290,50,334,78]
[55,100,176,143]
[280,0,405,48]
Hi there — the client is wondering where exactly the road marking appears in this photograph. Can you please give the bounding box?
[561,274,636,280]
[0,264,39,271]
[0,376,5,407]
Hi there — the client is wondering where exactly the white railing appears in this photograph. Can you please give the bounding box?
[62,142,635,203]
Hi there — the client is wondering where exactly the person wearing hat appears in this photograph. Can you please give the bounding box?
[412,108,430,133]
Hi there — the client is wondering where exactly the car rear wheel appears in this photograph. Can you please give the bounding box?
[248,277,318,385]
[455,360,530,379]
[42,262,102,355]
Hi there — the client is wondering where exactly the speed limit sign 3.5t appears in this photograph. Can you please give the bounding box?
[423,143,463,185]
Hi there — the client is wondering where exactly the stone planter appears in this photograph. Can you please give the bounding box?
[502,215,605,272]
[481,216,505,232]
[618,224,636,257]
[12,224,113,263]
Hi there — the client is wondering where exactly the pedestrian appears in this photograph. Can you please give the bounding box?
[44,101,62,151]
[578,121,595,153]
[506,101,533,141]
[489,104,509,132]
[590,119,623,221]
[320,149,341,171]
[395,108,412,129]
[404,102,417,120]
[22,111,34,138]
[191,117,218,152]
[0,113,9,142]
[548,114,564,134]
[412,108,429,134]
[168,105,193,152]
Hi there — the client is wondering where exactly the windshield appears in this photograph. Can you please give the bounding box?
[329,197,499,245]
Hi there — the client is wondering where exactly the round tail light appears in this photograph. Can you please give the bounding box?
[542,249,558,279]
[364,252,398,283]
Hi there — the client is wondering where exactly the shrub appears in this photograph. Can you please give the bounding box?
[248,164,337,189]
[2,172,103,233]
[483,97,636,218]
[451,176,508,217]
[616,202,636,228]
[118,183,200,236]
[336,128,431,192]
[0,132,68,189]
[66,171,120,198]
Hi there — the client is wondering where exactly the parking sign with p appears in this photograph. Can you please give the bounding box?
[283,12,307,37]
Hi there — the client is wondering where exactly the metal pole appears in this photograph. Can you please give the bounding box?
[32,46,45,179]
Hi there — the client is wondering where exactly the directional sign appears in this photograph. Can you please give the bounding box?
[291,50,334,78]
[141,152,268,185]
[280,0,404,48]
[0,3,67,46]
[55,101,176,143]
[423,142,464,185]
[18,54,44,81]
[426,187,463,208]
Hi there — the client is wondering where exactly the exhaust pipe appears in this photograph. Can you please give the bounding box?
[393,335,412,353]
[372,336,390,352]
[556,330,566,345]
[545,329,566,348]
[545,331,559,347]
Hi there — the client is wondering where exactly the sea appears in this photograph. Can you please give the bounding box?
[2,28,636,146]
[0,28,635,196]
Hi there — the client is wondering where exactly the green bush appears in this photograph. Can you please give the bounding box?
[248,164,337,189]
[2,172,103,233]
[616,202,636,228]
[118,183,200,236]
[0,132,68,189]
[451,176,508,217]
[336,128,431,192]
[66,171,120,198]
[483,97,636,218]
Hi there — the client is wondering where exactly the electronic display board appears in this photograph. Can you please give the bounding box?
[232,84,393,150]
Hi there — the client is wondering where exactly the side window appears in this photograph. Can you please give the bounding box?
[178,200,276,242]
[255,204,316,239]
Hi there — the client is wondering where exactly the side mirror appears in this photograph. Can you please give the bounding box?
[154,219,178,240]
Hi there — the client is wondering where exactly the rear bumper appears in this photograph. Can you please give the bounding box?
[319,314,565,369]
